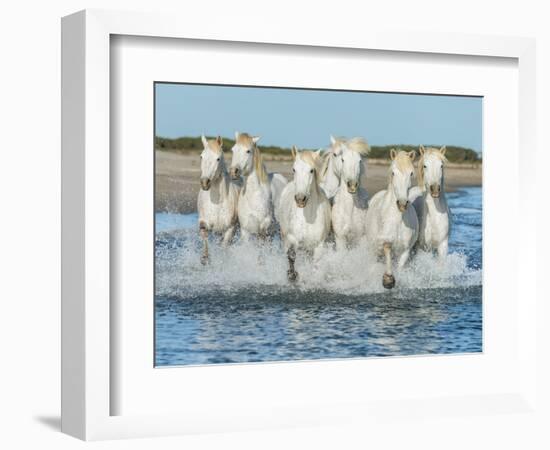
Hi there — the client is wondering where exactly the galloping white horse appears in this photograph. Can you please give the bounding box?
[331,137,371,249]
[197,135,240,264]
[365,149,419,289]
[229,132,287,240]
[409,145,451,256]
[277,147,332,281]
[319,135,345,200]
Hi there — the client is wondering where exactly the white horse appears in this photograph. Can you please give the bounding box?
[277,147,332,281]
[365,149,419,289]
[229,132,287,240]
[331,137,371,249]
[197,135,240,264]
[409,145,451,257]
[319,135,345,200]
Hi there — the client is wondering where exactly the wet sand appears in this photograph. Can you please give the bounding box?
[155,150,482,214]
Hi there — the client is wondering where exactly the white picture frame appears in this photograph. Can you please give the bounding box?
[61,9,538,441]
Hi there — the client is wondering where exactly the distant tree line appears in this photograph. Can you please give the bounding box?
[369,145,481,163]
[155,136,481,164]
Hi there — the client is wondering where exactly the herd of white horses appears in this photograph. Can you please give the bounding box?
[197,132,450,289]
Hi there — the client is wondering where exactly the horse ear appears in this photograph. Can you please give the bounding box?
[313,149,322,159]
[201,134,208,148]
[216,136,223,147]
[234,131,240,141]
[252,135,261,144]
[440,145,447,156]
[291,145,298,160]
[390,148,397,160]
[408,151,417,161]
[330,135,336,146]
[419,145,425,156]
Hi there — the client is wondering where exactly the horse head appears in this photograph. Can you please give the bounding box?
[200,134,224,191]
[418,145,447,198]
[291,146,321,208]
[389,149,416,212]
[229,131,261,180]
[340,137,370,194]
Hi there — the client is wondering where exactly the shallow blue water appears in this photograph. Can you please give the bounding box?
[155,187,482,366]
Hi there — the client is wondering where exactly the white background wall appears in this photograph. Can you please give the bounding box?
[0,1,548,448]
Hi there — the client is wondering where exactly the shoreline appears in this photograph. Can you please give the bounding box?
[155,150,482,214]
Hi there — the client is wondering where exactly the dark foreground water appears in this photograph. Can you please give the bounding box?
[155,187,482,366]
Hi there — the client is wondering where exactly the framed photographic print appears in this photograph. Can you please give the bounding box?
[62,9,538,441]
[153,82,483,367]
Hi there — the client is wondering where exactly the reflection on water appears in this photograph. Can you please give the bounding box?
[155,187,482,366]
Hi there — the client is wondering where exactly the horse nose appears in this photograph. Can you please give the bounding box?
[396,200,409,211]
[294,194,308,207]
[230,167,240,179]
[430,184,441,197]
[347,181,358,193]
[200,177,211,190]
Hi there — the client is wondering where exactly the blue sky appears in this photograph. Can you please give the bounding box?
[155,83,482,153]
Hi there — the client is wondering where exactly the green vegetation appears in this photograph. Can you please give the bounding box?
[155,136,293,157]
[155,136,481,164]
[369,145,481,163]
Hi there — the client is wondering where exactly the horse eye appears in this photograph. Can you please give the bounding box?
[217,157,220,161]
[333,153,337,158]
[292,168,296,173]
[247,150,251,154]
[423,165,427,168]
[310,169,314,174]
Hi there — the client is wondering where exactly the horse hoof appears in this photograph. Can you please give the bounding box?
[287,270,298,282]
[382,273,395,289]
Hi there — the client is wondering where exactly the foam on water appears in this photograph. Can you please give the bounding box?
[155,226,481,300]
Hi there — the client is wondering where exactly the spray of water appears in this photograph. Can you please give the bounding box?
[155,228,482,300]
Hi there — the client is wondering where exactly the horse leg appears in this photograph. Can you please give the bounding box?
[258,231,269,244]
[312,244,325,272]
[240,228,251,243]
[397,248,411,268]
[382,242,395,289]
[258,217,273,245]
[437,238,448,258]
[287,246,298,282]
[260,216,274,242]
[335,235,347,252]
[199,221,209,265]
[256,231,269,266]
[222,225,236,247]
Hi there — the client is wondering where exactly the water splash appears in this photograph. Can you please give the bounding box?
[155,225,481,300]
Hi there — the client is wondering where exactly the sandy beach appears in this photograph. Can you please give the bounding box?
[155,150,482,213]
